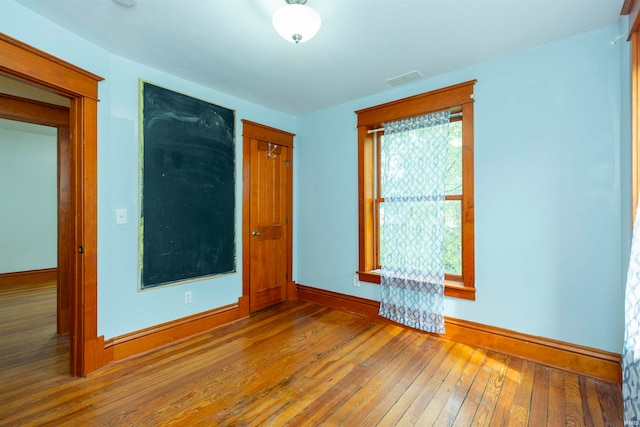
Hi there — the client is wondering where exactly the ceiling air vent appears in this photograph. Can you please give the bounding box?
[386,70,423,86]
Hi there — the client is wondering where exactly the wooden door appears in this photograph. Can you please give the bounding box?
[242,120,294,313]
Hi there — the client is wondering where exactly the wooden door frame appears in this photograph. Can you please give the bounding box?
[0,33,104,376]
[0,94,72,335]
[241,120,296,307]
[633,28,640,221]
[623,0,640,219]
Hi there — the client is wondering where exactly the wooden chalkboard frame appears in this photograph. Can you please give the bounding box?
[139,80,236,289]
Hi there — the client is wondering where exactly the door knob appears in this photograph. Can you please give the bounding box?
[251,231,263,237]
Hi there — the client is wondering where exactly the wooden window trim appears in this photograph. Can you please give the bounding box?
[623,0,640,221]
[633,29,640,221]
[356,80,476,300]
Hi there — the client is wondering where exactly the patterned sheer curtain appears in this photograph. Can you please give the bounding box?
[624,202,640,425]
[379,111,450,334]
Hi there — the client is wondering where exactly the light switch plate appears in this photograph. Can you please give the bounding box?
[115,208,127,225]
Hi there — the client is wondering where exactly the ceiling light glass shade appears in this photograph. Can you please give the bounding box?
[272,4,321,44]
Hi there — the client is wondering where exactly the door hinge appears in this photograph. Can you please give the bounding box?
[286,159,290,168]
[285,216,289,224]
[78,245,84,254]
[286,272,289,281]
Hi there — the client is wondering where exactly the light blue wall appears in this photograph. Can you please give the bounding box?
[100,57,295,338]
[295,23,629,353]
[1,0,296,339]
[0,121,57,274]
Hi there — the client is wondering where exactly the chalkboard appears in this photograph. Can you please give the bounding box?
[139,81,236,289]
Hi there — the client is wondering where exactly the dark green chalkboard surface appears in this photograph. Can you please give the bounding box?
[140,81,235,289]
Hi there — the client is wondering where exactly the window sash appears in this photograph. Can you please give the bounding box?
[356,80,476,300]
[373,119,463,276]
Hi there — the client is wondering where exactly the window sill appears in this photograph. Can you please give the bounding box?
[357,270,476,301]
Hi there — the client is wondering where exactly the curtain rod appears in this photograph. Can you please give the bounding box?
[366,112,462,134]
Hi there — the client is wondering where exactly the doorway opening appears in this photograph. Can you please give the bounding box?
[0,33,104,376]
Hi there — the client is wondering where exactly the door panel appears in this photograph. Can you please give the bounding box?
[250,139,288,312]
[242,120,294,313]
[57,123,71,334]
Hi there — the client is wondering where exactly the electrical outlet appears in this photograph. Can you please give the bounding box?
[353,274,360,287]
[184,291,192,304]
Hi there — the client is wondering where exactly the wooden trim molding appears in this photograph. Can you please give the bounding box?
[625,0,640,221]
[0,33,101,100]
[0,32,104,376]
[633,31,640,221]
[623,0,640,35]
[0,94,69,125]
[356,80,476,299]
[241,119,295,147]
[356,271,476,300]
[0,268,57,286]
[103,296,249,364]
[296,284,622,383]
[241,119,295,311]
[623,0,637,16]
[355,80,476,128]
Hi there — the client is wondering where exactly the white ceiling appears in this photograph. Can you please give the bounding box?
[14,0,626,114]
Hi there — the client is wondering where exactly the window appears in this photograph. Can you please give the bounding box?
[356,80,476,300]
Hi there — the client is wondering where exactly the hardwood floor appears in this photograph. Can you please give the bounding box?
[0,282,624,426]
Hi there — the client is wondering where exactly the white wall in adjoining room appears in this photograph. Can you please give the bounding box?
[0,120,57,274]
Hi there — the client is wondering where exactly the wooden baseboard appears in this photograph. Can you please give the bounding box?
[103,295,250,364]
[296,284,622,383]
[0,268,57,286]
[287,280,298,301]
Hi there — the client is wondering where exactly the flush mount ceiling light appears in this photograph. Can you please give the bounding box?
[272,0,321,44]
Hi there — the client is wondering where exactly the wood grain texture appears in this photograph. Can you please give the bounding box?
[242,120,295,313]
[0,282,624,426]
[297,283,622,383]
[355,80,476,127]
[356,80,476,300]
[623,0,637,16]
[0,33,101,100]
[241,119,295,146]
[103,296,249,363]
[0,33,103,377]
[0,268,56,286]
[632,29,640,222]
[460,99,475,293]
[624,0,640,34]
[57,123,71,335]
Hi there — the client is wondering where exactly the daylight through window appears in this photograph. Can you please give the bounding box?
[356,80,476,300]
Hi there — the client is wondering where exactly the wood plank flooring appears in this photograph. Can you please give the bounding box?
[0,282,624,426]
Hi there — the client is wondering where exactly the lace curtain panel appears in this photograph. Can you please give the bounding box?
[624,202,640,425]
[379,111,450,334]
